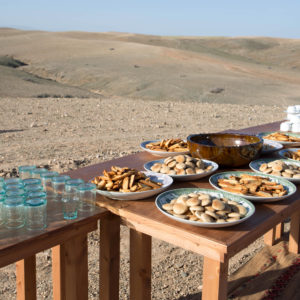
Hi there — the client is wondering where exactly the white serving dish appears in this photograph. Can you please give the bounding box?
[144,158,218,181]
[209,171,296,203]
[140,140,189,157]
[261,140,283,155]
[258,132,300,147]
[155,188,255,228]
[249,158,300,183]
[278,148,300,162]
[95,171,173,200]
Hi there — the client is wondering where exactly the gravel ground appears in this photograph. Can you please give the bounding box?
[0,97,287,299]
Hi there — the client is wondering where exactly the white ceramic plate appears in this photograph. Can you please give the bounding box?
[278,148,300,162]
[249,158,300,183]
[209,171,296,202]
[140,140,189,157]
[95,171,173,200]
[258,132,300,147]
[155,188,255,228]
[144,158,218,181]
[261,140,283,155]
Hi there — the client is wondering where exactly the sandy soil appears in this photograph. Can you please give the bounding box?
[0,96,287,299]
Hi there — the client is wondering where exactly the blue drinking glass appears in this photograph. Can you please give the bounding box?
[52,175,71,201]
[25,184,44,193]
[77,183,96,212]
[5,189,27,198]
[4,182,25,190]
[4,178,23,186]
[25,198,47,230]
[41,172,59,199]
[3,196,25,229]
[23,178,42,186]
[30,168,48,179]
[27,191,47,201]
[62,179,84,219]
[18,165,36,179]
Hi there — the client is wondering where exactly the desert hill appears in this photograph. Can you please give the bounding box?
[0,28,300,105]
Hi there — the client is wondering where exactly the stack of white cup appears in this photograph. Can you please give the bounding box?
[280,105,300,133]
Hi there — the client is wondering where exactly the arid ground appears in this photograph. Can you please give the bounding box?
[1,28,300,104]
[0,28,298,299]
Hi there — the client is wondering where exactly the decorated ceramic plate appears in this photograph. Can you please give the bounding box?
[155,188,255,228]
[140,140,189,157]
[209,171,296,202]
[258,132,300,147]
[249,158,300,183]
[278,148,300,162]
[144,158,218,181]
[95,171,173,200]
[261,140,283,155]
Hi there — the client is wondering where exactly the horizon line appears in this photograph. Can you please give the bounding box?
[0,26,299,40]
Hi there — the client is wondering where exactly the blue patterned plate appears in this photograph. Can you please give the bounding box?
[250,158,300,183]
[95,171,173,200]
[209,171,296,202]
[140,140,189,157]
[144,158,218,181]
[258,132,300,147]
[278,148,300,162]
[155,188,255,228]
[261,140,283,155]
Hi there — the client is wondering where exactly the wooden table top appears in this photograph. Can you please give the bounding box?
[0,200,107,268]
[63,121,300,260]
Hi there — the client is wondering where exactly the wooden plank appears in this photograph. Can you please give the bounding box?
[202,256,228,300]
[275,222,284,241]
[52,245,66,300]
[289,211,300,254]
[121,217,227,262]
[264,229,275,246]
[264,223,284,246]
[52,234,89,300]
[130,229,151,300]
[100,213,120,300]
[16,255,37,300]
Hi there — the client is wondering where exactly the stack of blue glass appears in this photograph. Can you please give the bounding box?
[0,169,48,230]
[0,165,96,228]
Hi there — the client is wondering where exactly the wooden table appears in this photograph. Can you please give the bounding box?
[68,120,300,300]
[0,199,107,300]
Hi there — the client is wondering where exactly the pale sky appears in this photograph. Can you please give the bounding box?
[0,0,299,38]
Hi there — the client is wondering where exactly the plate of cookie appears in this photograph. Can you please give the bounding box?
[278,148,300,162]
[258,132,300,147]
[140,139,189,157]
[249,158,300,183]
[91,166,173,200]
[144,154,218,181]
[209,171,296,202]
[155,188,255,227]
[261,140,283,155]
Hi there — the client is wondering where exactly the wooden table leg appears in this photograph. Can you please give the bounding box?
[52,233,88,300]
[16,255,37,300]
[264,223,284,246]
[100,213,120,300]
[130,229,151,300]
[202,256,228,300]
[289,211,300,254]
